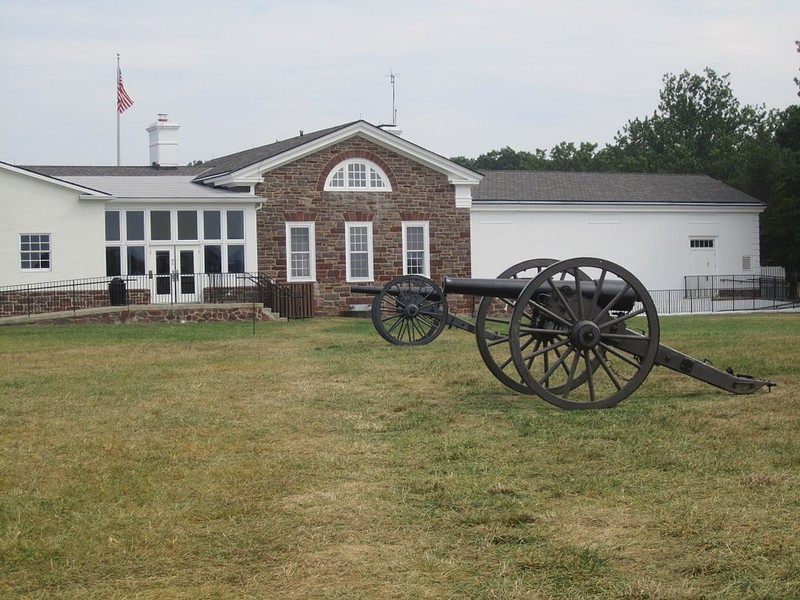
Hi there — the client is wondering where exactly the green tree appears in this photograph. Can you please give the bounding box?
[451,144,599,172]
[548,142,599,171]
[603,68,771,181]
[758,45,800,295]
[451,56,799,289]
[468,146,549,171]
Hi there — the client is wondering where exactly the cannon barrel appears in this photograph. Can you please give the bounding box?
[442,276,637,311]
[353,276,638,311]
[350,285,386,296]
[351,283,444,302]
[442,277,528,299]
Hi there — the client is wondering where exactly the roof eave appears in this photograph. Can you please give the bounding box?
[472,200,766,210]
[1,161,113,197]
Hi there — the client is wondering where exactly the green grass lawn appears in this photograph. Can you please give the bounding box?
[1,314,798,599]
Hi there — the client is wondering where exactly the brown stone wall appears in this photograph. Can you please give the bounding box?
[0,289,151,318]
[0,305,279,326]
[254,136,472,316]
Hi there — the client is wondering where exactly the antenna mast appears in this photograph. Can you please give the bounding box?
[388,68,398,125]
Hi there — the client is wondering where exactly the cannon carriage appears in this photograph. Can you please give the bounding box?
[351,257,775,409]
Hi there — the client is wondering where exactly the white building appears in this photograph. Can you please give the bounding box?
[0,162,110,284]
[470,171,764,291]
[2,116,261,304]
[1,118,767,304]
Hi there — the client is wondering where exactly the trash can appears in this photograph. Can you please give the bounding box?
[109,277,127,306]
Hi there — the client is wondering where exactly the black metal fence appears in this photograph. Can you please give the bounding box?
[652,274,797,314]
[0,273,315,320]
[2,272,796,321]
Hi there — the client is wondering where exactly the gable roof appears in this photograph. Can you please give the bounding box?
[193,120,483,192]
[19,121,480,206]
[474,171,764,205]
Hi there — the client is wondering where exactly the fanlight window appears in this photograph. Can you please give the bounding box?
[325,159,391,191]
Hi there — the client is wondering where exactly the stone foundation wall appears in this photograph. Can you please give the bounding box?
[0,304,280,326]
[0,289,151,318]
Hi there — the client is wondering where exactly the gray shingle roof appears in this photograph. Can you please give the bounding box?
[25,165,207,177]
[23,122,360,182]
[474,171,764,205]
[192,122,359,181]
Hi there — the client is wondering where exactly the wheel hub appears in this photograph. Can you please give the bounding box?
[571,320,601,350]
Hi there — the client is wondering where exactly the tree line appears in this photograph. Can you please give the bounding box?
[451,44,800,291]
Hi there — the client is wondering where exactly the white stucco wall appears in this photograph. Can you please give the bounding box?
[0,167,107,286]
[470,204,763,290]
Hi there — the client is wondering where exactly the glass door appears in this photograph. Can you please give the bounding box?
[150,247,201,303]
[178,248,199,301]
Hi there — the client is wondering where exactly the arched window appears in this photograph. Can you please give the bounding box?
[324,159,391,191]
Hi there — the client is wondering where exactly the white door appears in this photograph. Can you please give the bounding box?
[688,239,717,297]
[150,247,202,303]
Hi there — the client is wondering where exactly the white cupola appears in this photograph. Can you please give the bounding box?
[146,113,180,168]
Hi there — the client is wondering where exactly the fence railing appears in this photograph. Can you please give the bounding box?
[2,272,796,321]
[0,272,315,320]
[650,289,800,315]
[684,274,789,301]
[674,273,796,314]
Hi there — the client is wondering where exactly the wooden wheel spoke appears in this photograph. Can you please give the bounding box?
[591,347,624,391]
[546,275,579,323]
[597,341,642,369]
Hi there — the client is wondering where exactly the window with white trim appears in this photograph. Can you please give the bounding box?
[20,234,51,270]
[286,222,316,281]
[690,238,714,249]
[346,222,373,282]
[402,221,429,276]
[104,209,249,277]
[324,159,391,191]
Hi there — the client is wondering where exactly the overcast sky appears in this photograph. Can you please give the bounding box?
[1,0,798,167]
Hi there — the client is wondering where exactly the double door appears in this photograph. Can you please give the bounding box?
[150,247,201,303]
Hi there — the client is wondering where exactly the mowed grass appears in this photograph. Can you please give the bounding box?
[0,313,798,599]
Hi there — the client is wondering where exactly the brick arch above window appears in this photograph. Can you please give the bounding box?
[318,152,397,192]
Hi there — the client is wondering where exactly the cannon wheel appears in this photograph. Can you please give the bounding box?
[475,259,558,394]
[371,275,448,346]
[475,259,597,395]
[509,257,660,409]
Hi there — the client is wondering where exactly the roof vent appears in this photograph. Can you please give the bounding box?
[146,114,180,168]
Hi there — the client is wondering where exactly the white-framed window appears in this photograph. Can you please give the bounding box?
[20,233,51,270]
[345,222,373,282]
[690,238,715,249]
[286,222,316,282]
[104,209,249,277]
[402,221,429,277]
[324,159,391,191]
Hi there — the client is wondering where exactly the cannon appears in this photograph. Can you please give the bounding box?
[351,257,775,409]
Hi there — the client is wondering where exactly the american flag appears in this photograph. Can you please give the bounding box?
[117,67,134,113]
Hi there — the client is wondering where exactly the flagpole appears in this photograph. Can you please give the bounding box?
[116,54,121,166]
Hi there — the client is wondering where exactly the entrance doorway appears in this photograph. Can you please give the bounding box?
[150,247,201,303]
[687,238,717,298]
